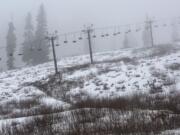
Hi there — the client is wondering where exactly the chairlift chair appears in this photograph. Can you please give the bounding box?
[73,40,77,43]
[101,34,105,37]
[93,35,96,38]
[105,33,109,36]
[117,32,120,35]
[64,40,68,44]
[38,48,42,51]
[64,35,68,44]
[18,53,23,56]
[9,53,13,56]
[78,37,83,40]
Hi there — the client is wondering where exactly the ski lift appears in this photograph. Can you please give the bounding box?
[0,57,1,61]
[38,48,42,51]
[18,53,23,56]
[154,25,158,28]
[78,37,83,40]
[101,34,105,37]
[117,32,121,35]
[78,33,83,40]
[105,33,109,37]
[55,36,60,46]
[116,27,121,35]
[125,29,131,34]
[92,31,97,38]
[113,27,117,36]
[9,53,13,56]
[64,35,68,44]
[72,34,77,43]
[93,35,96,38]
[73,40,77,43]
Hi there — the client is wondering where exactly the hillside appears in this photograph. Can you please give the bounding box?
[1,44,180,134]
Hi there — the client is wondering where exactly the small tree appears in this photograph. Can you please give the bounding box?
[22,12,34,65]
[6,22,16,70]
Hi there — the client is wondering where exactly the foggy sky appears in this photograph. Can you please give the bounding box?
[0,0,180,38]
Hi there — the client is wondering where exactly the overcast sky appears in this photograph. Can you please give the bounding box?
[0,0,179,48]
[0,0,180,35]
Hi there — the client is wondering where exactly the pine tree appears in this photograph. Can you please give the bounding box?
[32,4,49,65]
[22,12,34,65]
[6,22,16,70]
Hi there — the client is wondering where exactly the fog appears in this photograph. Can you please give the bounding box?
[0,0,180,70]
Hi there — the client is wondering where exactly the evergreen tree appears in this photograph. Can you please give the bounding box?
[32,4,49,65]
[22,12,34,65]
[6,22,16,70]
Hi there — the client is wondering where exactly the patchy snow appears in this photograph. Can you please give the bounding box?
[1,45,180,101]
[161,128,180,135]
[67,50,180,101]
[0,44,180,117]
[1,44,180,133]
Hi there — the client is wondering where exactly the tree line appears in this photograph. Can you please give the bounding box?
[6,4,49,70]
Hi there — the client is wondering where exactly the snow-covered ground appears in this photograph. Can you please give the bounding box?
[1,44,180,134]
[1,44,180,105]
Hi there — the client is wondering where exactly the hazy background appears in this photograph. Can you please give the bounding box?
[0,0,180,71]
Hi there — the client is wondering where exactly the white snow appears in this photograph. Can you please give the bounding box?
[1,45,180,102]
